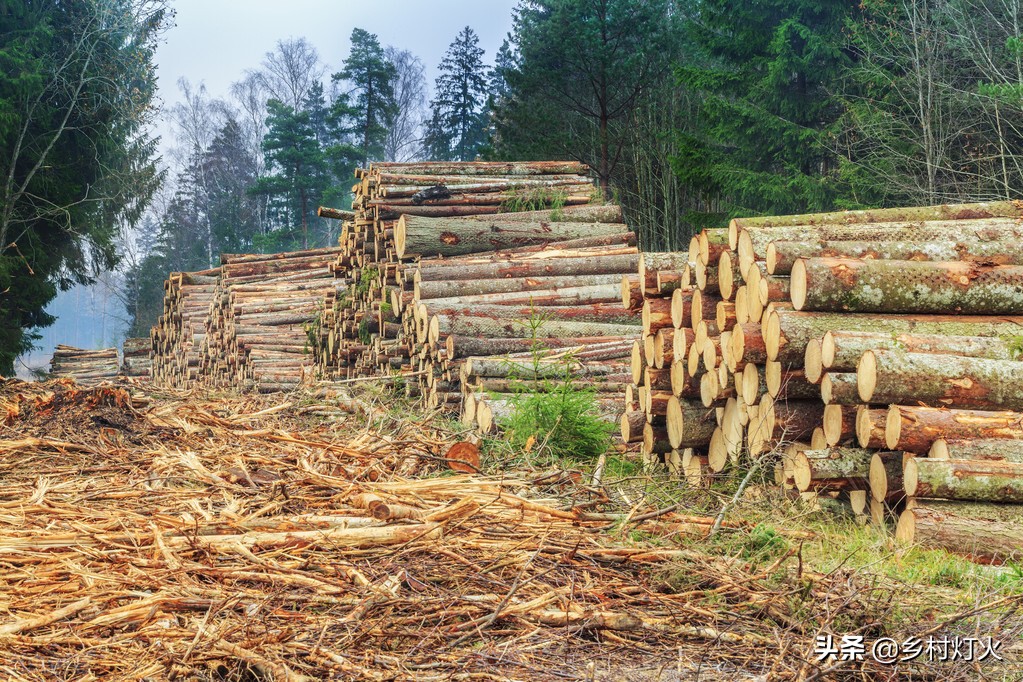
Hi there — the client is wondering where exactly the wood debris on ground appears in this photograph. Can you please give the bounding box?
[1,377,1020,680]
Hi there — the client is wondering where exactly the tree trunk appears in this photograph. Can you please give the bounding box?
[904,457,1023,502]
[429,312,637,343]
[791,257,1023,315]
[396,216,628,258]
[422,283,623,308]
[869,452,906,503]
[768,238,1023,275]
[764,309,1023,365]
[416,273,625,301]
[820,372,859,405]
[820,330,1014,374]
[858,350,1023,410]
[665,397,717,449]
[896,505,1023,563]
[415,253,638,282]
[792,447,874,492]
[885,405,1023,453]
[929,438,1023,462]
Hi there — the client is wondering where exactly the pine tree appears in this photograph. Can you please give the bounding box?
[676,0,857,217]
[253,100,328,250]
[429,27,490,161]
[331,28,397,167]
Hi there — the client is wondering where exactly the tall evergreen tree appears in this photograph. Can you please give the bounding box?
[429,27,490,161]
[253,100,328,250]
[331,28,397,167]
[492,1,680,194]
[0,0,167,374]
[675,0,858,217]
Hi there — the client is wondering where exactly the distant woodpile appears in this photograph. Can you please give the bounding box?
[49,345,119,384]
[632,200,1023,562]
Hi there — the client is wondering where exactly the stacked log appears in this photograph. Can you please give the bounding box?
[49,346,119,385]
[120,338,151,379]
[679,199,1023,557]
[199,248,343,393]
[312,160,610,381]
[312,160,645,431]
[150,269,218,387]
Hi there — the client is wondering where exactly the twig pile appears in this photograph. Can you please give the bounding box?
[48,345,119,385]
[2,378,1009,680]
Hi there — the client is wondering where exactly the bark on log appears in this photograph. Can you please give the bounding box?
[820,372,860,405]
[665,397,718,449]
[885,405,1023,453]
[791,257,1023,315]
[764,309,1023,365]
[904,457,1023,502]
[416,273,625,301]
[929,438,1023,462]
[395,216,627,258]
[823,404,857,446]
[414,252,638,282]
[858,350,1023,410]
[895,505,1023,563]
[792,447,874,492]
[768,238,1023,275]
[856,407,889,449]
[820,330,1015,374]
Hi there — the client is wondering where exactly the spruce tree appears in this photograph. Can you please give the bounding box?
[331,28,397,167]
[676,0,858,217]
[429,27,490,161]
[254,100,328,250]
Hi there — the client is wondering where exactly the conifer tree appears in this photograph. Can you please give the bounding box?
[429,27,490,161]
[331,28,397,167]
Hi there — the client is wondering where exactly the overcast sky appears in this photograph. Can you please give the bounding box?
[154,0,519,118]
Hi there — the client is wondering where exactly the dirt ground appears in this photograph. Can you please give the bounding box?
[1,378,1020,681]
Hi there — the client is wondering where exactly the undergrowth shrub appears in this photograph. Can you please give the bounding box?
[498,304,613,462]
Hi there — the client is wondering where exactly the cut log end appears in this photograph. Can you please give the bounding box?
[856,350,877,403]
[805,339,824,384]
[903,456,919,497]
[790,259,808,311]
[884,404,902,450]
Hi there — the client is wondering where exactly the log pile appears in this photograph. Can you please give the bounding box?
[312,160,644,430]
[675,199,1023,561]
[48,345,119,385]
[150,269,218,388]
[119,337,151,379]
[198,248,342,393]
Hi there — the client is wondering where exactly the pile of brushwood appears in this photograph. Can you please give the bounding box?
[0,377,1020,680]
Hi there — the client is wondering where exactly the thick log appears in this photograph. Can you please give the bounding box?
[885,405,1023,453]
[823,404,856,446]
[791,258,1023,314]
[763,309,1023,365]
[855,406,889,449]
[431,312,637,344]
[731,204,1023,247]
[414,252,639,282]
[463,356,623,379]
[929,438,1023,462]
[820,372,859,405]
[665,397,718,449]
[746,397,824,455]
[426,303,636,327]
[792,447,873,492]
[445,335,631,359]
[767,238,1023,275]
[858,350,1023,411]
[895,505,1023,563]
[904,457,1023,502]
[423,283,623,308]
[416,273,625,300]
[869,452,906,503]
[620,411,646,443]
[370,160,591,176]
[819,330,1015,376]
[639,252,691,292]
[395,216,627,258]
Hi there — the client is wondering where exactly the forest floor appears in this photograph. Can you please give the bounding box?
[1,378,1022,681]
